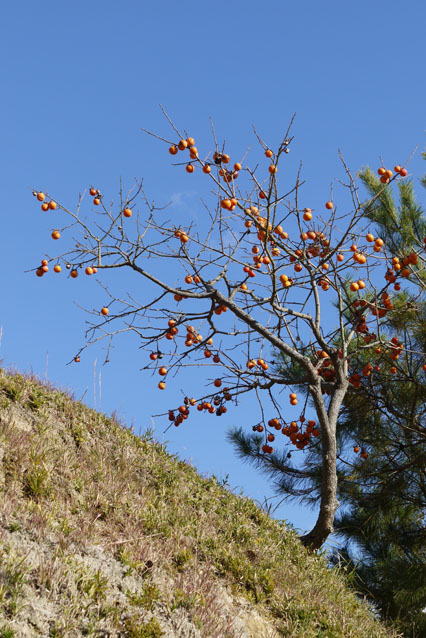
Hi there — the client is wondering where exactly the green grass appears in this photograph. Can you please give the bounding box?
[0,368,398,637]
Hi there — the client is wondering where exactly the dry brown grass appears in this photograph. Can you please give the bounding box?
[0,368,398,637]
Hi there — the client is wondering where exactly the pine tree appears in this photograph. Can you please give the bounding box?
[228,157,426,635]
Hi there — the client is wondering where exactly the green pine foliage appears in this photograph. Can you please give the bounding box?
[227,154,426,637]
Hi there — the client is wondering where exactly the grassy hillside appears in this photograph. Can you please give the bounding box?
[0,369,396,637]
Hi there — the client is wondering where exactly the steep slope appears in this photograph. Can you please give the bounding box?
[0,369,396,637]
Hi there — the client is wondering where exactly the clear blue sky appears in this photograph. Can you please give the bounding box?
[1,1,426,539]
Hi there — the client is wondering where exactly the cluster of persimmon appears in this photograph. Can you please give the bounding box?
[252,415,319,454]
[173,228,189,244]
[89,187,102,206]
[33,189,105,278]
[353,445,369,460]
[348,334,405,387]
[36,259,98,278]
[35,259,49,277]
[315,350,337,390]
[33,191,57,211]
[386,253,419,284]
[167,392,230,427]
[247,358,269,372]
[84,265,98,276]
[281,417,320,450]
[377,165,407,183]
[168,137,199,174]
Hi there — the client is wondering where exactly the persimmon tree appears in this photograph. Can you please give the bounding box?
[31,114,420,551]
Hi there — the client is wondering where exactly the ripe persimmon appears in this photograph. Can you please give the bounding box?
[158,367,167,376]
[36,192,45,201]
[74,356,80,363]
[202,164,211,174]
[169,145,178,155]
[49,201,57,210]
[89,188,98,196]
[265,149,273,158]
[70,269,78,278]
[123,208,132,218]
[41,203,49,211]
[53,264,61,273]
[269,164,277,174]
[93,197,101,205]
[186,164,194,173]
[51,230,60,240]
[178,139,188,151]
[399,168,407,177]
[158,381,166,390]
[325,201,333,210]
[101,307,109,316]
[85,266,93,275]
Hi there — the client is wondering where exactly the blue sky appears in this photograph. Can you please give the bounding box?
[2,1,426,539]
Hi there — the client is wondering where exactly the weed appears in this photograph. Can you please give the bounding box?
[76,567,109,601]
[123,616,164,638]
[170,587,204,611]
[23,463,51,499]
[172,548,192,572]
[6,522,20,533]
[126,582,161,610]
[0,548,30,618]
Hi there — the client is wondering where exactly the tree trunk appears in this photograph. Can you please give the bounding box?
[299,381,347,551]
